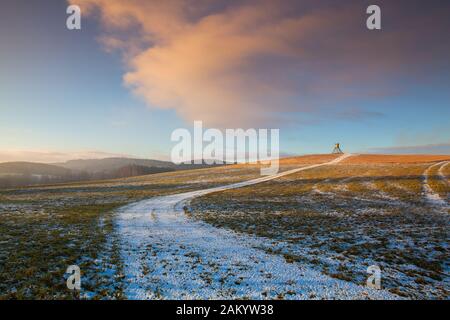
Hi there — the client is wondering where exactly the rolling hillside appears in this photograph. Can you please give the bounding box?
[0,157,223,188]
[0,162,71,176]
[0,154,448,299]
[54,157,175,173]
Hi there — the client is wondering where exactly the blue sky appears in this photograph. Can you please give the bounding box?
[0,0,185,160]
[0,0,449,162]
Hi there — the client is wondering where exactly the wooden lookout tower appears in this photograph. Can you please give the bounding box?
[332,143,343,154]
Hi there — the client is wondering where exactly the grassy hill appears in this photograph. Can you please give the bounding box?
[0,162,71,176]
[0,154,448,299]
[0,157,223,188]
[55,157,223,173]
[54,157,175,173]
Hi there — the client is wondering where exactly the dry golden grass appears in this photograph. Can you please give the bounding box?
[1,153,448,299]
[442,163,450,177]
[278,154,340,165]
[191,157,449,299]
[342,154,450,164]
[230,154,339,171]
[0,162,269,299]
[425,162,450,200]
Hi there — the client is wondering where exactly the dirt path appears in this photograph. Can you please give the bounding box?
[438,161,449,187]
[116,154,396,299]
[422,161,449,208]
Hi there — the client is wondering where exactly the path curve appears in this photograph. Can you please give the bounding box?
[422,161,449,208]
[116,154,396,299]
[438,162,449,187]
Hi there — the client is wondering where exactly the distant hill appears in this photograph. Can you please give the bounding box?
[55,157,175,173]
[111,164,175,178]
[54,157,221,173]
[0,162,73,188]
[0,157,223,188]
[0,162,71,176]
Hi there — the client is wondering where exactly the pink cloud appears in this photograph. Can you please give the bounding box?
[72,0,450,127]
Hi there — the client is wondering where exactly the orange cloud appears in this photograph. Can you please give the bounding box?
[71,0,450,127]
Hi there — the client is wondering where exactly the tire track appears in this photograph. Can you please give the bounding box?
[116,154,396,299]
[438,161,449,187]
[422,161,449,208]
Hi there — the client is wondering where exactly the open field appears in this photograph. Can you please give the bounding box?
[191,155,450,299]
[0,154,448,299]
[113,154,397,299]
[0,160,308,299]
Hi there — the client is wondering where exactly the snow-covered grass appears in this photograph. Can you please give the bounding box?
[116,154,396,299]
[0,202,124,299]
[0,154,448,299]
[191,158,450,299]
[117,195,394,299]
[0,164,270,299]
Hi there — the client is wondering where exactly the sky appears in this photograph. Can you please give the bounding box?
[0,0,449,163]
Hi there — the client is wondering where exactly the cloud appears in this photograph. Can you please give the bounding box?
[0,150,135,164]
[72,0,450,127]
[367,143,450,155]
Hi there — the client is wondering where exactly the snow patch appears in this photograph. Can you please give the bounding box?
[115,154,397,299]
